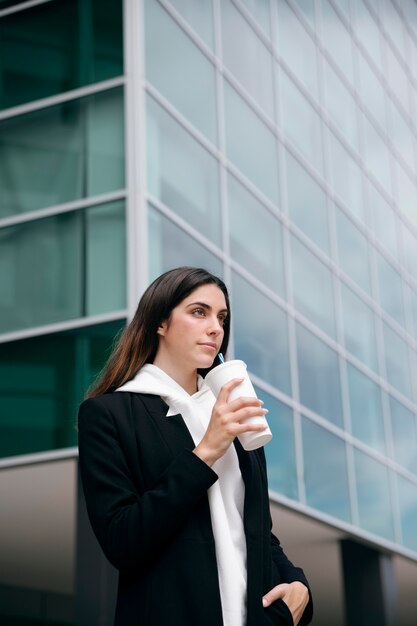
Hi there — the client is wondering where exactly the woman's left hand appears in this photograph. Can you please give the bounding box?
[262,581,309,625]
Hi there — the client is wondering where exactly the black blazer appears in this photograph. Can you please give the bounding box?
[78,391,313,626]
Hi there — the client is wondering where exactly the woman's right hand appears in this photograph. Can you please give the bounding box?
[193,378,268,466]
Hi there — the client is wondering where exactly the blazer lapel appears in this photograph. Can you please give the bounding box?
[140,393,196,455]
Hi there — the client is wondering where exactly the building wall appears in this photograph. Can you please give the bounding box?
[1,0,417,624]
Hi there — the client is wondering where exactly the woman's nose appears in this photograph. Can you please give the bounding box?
[207,318,222,334]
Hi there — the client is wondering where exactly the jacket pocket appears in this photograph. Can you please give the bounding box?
[264,598,294,626]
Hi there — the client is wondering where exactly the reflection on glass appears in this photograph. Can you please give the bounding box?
[335,208,370,292]
[409,287,417,342]
[285,150,329,254]
[0,320,125,457]
[169,0,214,49]
[0,202,126,334]
[256,389,298,500]
[232,273,291,395]
[240,0,271,35]
[402,224,417,277]
[0,88,124,218]
[147,95,221,244]
[367,183,398,260]
[324,59,359,151]
[224,81,279,204]
[357,51,388,132]
[296,323,343,426]
[395,162,417,231]
[293,0,316,27]
[397,475,417,551]
[228,174,285,296]
[341,284,378,372]
[354,449,394,540]
[275,1,319,99]
[390,396,417,475]
[320,0,354,84]
[302,417,351,521]
[362,115,392,196]
[347,364,385,452]
[328,133,364,220]
[222,0,274,118]
[148,206,222,282]
[280,71,324,176]
[145,0,217,144]
[352,0,383,70]
[376,251,405,327]
[389,99,416,172]
[383,322,412,400]
[291,235,336,338]
[0,0,123,109]
[386,46,410,116]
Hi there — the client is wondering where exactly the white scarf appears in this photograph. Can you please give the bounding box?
[117,364,247,626]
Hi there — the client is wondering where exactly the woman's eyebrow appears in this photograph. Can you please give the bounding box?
[187,301,228,314]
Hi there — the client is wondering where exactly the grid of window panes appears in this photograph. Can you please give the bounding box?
[0,0,127,455]
[144,0,417,555]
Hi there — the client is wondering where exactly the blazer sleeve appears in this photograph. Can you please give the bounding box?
[78,396,218,574]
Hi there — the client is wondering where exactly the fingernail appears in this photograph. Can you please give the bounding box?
[262,598,268,607]
[263,409,269,413]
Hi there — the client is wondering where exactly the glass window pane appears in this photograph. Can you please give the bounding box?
[320,0,355,84]
[0,0,123,109]
[395,162,417,231]
[389,99,416,173]
[354,449,394,540]
[347,364,385,452]
[324,59,359,151]
[0,320,125,457]
[383,322,412,399]
[367,183,398,260]
[240,0,271,36]
[145,0,217,144]
[335,208,370,292]
[386,45,410,116]
[401,223,417,278]
[0,88,125,218]
[232,273,291,395]
[328,133,364,220]
[228,174,285,296]
[222,0,274,118]
[291,235,336,338]
[257,391,298,500]
[280,71,324,176]
[146,95,221,244]
[285,150,330,254]
[148,205,222,281]
[409,287,417,342]
[352,0,383,70]
[296,323,343,426]
[376,251,405,327]
[397,475,417,552]
[275,1,319,99]
[341,283,378,372]
[168,0,214,49]
[390,396,417,475]
[224,81,279,204]
[0,201,126,334]
[302,418,351,521]
[362,115,392,196]
[357,51,388,133]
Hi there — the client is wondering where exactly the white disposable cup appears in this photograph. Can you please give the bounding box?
[205,359,273,451]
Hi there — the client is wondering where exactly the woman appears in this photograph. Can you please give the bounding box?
[78,267,313,626]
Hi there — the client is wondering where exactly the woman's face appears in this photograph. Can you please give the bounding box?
[156,284,228,372]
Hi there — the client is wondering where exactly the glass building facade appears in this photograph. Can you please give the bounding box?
[1,0,417,624]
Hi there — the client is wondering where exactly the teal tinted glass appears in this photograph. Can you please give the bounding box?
[275,1,319,100]
[376,252,405,327]
[257,390,298,500]
[291,235,336,338]
[390,396,417,475]
[168,0,214,49]
[347,364,386,453]
[232,273,291,395]
[402,223,417,278]
[146,95,221,244]
[362,115,392,196]
[145,0,217,144]
[280,71,324,176]
[354,449,394,540]
[397,475,417,551]
[329,134,364,220]
[341,283,378,372]
[389,99,416,171]
[285,150,330,254]
[228,174,284,297]
[240,0,271,35]
[320,0,355,84]
[409,287,417,341]
[335,208,370,292]
[357,51,388,133]
[224,81,279,205]
[395,163,417,231]
[302,417,351,521]
[0,88,124,218]
[0,0,123,109]
[352,0,383,71]
[0,201,126,334]
[324,59,359,151]
[148,206,222,281]
[368,183,398,260]
[383,322,412,400]
[221,0,274,118]
[0,320,125,458]
[296,323,343,426]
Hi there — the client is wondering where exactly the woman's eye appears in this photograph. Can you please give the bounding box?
[192,308,205,316]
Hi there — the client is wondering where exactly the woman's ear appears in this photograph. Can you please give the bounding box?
[157,321,167,337]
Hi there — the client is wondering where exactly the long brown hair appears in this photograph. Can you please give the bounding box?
[86,267,231,398]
